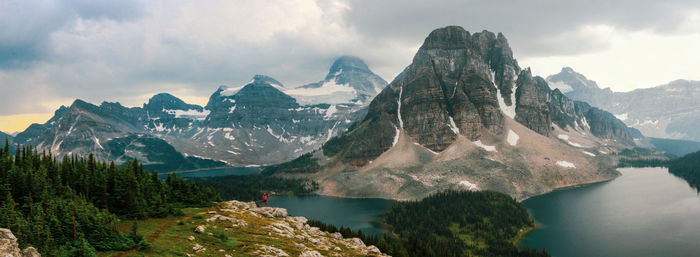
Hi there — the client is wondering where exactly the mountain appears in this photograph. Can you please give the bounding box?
[166,74,363,166]
[0,131,12,143]
[669,150,700,191]
[648,137,700,157]
[12,98,224,172]
[286,56,388,105]
[273,26,637,200]
[13,57,385,168]
[547,67,700,141]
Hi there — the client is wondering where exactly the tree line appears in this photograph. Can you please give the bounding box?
[0,138,220,256]
[668,150,700,191]
[310,190,550,257]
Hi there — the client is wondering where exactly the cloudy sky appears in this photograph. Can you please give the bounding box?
[1,0,700,133]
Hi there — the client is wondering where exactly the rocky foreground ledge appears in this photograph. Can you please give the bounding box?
[0,228,40,257]
[186,200,389,257]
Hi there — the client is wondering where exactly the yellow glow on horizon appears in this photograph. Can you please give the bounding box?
[0,113,54,134]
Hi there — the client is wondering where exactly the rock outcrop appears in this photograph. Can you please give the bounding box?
[0,228,41,257]
[184,200,388,257]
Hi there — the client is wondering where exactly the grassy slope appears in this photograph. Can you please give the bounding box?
[98,202,380,257]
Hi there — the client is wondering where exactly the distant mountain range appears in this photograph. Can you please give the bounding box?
[12,57,387,170]
[547,67,700,142]
[271,26,639,201]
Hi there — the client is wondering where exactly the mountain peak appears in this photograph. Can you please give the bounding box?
[327,56,371,77]
[252,75,284,88]
[146,93,202,111]
[561,67,576,73]
[422,26,472,49]
[547,67,601,91]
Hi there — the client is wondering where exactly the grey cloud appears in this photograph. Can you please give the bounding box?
[343,0,700,57]
[1,0,700,118]
[0,0,144,68]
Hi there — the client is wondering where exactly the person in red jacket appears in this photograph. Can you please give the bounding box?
[262,193,268,207]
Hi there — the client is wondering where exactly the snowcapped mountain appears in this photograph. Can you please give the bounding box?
[167,74,363,166]
[11,98,224,171]
[270,26,639,201]
[547,67,700,141]
[13,57,385,168]
[286,56,388,105]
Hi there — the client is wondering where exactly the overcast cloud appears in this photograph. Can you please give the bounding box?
[1,0,700,132]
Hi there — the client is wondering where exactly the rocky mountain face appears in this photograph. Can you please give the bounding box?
[171,75,363,166]
[0,228,40,257]
[286,56,388,105]
[324,27,521,165]
[288,26,637,201]
[515,69,638,143]
[547,67,700,141]
[12,98,224,171]
[324,26,634,166]
[13,57,383,168]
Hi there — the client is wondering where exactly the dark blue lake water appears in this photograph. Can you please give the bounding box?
[520,167,700,257]
[157,166,261,178]
[268,195,395,237]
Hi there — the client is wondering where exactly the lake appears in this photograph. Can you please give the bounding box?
[157,166,261,178]
[520,167,700,257]
[267,195,395,237]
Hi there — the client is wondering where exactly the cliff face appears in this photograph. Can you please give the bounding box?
[325,26,522,165]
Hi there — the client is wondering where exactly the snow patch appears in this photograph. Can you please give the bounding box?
[582,151,596,157]
[495,86,516,118]
[397,87,404,128]
[219,85,245,96]
[392,125,400,147]
[286,80,356,96]
[473,140,497,152]
[324,105,337,119]
[507,130,519,146]
[458,180,479,190]
[557,134,583,147]
[556,161,576,168]
[164,109,210,120]
[93,136,103,149]
[548,81,573,93]
[448,117,459,134]
[614,113,628,121]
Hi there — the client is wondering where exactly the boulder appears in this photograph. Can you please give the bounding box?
[251,207,288,218]
[194,225,206,234]
[0,228,41,257]
[192,243,206,252]
[362,245,382,255]
[299,250,325,257]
